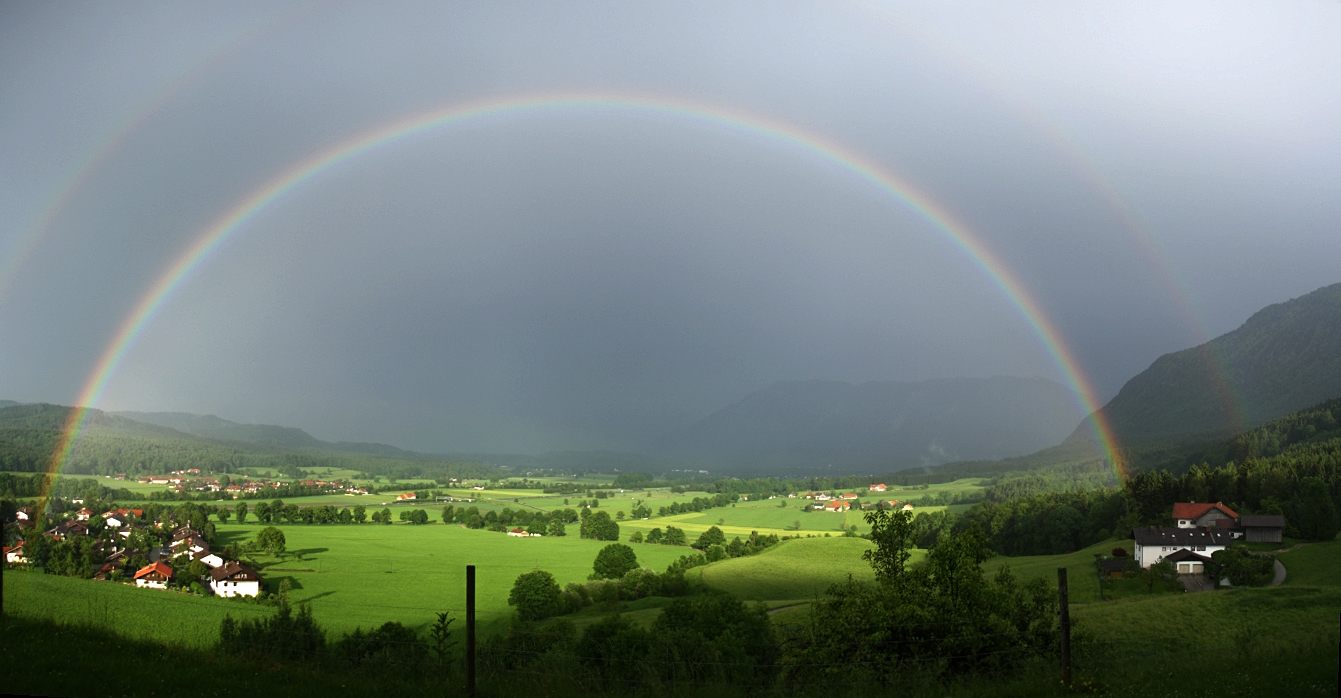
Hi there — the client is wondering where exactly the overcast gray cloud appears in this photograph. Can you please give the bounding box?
[3,1,1339,453]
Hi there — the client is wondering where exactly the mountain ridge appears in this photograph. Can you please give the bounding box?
[1068,281,1341,450]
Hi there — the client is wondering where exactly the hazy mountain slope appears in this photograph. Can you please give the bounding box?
[657,376,1081,471]
[1069,282,1341,448]
[112,410,415,456]
[2,403,200,440]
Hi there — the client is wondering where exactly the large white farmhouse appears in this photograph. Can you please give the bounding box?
[1132,526,1233,571]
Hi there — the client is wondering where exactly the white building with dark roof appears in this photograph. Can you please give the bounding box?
[1132,526,1233,569]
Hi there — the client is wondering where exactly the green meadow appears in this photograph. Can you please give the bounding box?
[687,536,886,601]
[4,522,697,646]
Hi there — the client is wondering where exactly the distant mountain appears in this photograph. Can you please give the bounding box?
[1068,282,1341,450]
[111,410,416,456]
[1,403,198,440]
[655,376,1082,472]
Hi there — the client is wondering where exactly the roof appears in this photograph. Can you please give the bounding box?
[1171,502,1238,520]
[1099,559,1131,572]
[133,562,173,579]
[1239,514,1286,528]
[1132,526,1234,547]
[209,562,261,582]
[1163,548,1215,565]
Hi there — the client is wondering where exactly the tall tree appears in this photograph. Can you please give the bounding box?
[591,543,638,580]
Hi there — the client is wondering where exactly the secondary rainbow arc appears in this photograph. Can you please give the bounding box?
[47,91,1128,493]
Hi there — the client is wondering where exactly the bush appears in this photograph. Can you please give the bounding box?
[333,621,427,674]
[584,579,621,605]
[619,568,662,600]
[219,600,326,661]
[1211,545,1276,586]
[508,570,563,622]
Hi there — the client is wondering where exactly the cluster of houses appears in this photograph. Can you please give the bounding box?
[795,491,915,513]
[4,507,265,598]
[1128,502,1286,574]
[136,474,369,497]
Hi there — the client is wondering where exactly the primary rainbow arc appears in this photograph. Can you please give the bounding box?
[47,91,1128,491]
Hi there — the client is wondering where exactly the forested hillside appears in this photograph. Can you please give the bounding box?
[0,403,498,482]
[1070,281,1341,448]
[937,398,1341,556]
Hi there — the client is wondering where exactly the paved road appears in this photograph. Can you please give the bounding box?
[1270,558,1286,586]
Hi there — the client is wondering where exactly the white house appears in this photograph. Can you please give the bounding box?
[192,550,226,568]
[1132,526,1232,570]
[209,562,263,597]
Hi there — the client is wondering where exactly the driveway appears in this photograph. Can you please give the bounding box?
[1179,573,1215,592]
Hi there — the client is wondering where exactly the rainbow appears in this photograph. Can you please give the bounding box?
[854,0,1247,433]
[46,91,1129,497]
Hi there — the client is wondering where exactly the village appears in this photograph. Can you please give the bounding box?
[4,503,265,598]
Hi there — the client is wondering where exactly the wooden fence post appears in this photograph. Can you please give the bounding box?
[1059,567,1071,685]
[467,564,476,697]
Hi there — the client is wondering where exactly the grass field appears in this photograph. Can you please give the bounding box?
[687,536,887,601]
[4,522,699,646]
[1278,540,1341,585]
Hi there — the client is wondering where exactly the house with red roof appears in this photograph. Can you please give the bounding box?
[4,545,28,564]
[133,561,174,589]
[869,484,887,492]
[1172,502,1238,529]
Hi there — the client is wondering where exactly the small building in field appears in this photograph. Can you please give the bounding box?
[506,528,534,537]
[133,561,174,589]
[209,562,263,597]
[1099,559,1131,578]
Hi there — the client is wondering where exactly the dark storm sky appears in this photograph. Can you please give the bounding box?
[3,1,1339,453]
